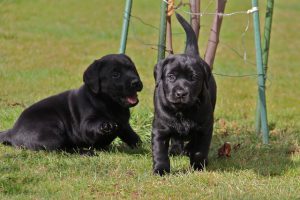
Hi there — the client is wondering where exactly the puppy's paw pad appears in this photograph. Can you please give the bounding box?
[100,122,118,133]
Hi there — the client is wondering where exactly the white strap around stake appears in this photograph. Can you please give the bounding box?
[247,7,259,14]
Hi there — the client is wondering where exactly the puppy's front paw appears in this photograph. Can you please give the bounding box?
[190,152,208,171]
[153,168,170,176]
[153,163,170,176]
[100,121,118,134]
[129,133,142,148]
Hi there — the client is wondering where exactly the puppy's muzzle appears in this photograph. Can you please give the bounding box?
[122,78,143,107]
[175,89,188,99]
[130,79,143,91]
[173,88,189,103]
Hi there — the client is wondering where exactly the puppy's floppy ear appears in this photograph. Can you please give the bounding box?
[83,60,102,93]
[200,59,212,89]
[199,60,212,101]
[154,59,166,87]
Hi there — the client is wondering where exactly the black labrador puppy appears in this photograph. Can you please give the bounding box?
[0,54,143,151]
[152,13,217,175]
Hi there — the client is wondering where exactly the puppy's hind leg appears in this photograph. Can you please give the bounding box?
[7,124,67,151]
[29,129,67,151]
[0,130,12,146]
[0,131,6,142]
[169,137,184,156]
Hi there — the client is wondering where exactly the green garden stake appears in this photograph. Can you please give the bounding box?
[255,0,274,135]
[157,0,168,61]
[251,0,269,144]
[119,0,133,54]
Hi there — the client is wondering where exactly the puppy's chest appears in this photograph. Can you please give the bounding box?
[103,108,130,123]
[167,113,201,137]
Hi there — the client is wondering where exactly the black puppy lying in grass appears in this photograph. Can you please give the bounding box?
[152,13,217,175]
[0,54,143,152]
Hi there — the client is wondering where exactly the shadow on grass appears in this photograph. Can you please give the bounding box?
[164,132,300,177]
[1,133,298,177]
[0,141,151,158]
[206,134,300,176]
[108,144,150,155]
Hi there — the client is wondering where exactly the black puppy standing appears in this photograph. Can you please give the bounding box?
[152,13,217,175]
[0,54,143,151]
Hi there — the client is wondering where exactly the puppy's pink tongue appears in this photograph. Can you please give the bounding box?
[126,94,138,105]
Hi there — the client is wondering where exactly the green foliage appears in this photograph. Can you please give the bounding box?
[0,0,299,199]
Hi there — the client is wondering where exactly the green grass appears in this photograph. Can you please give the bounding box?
[0,0,299,199]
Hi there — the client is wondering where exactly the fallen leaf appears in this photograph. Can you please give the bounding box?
[218,142,231,158]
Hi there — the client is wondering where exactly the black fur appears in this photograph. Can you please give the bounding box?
[152,13,217,175]
[0,54,143,151]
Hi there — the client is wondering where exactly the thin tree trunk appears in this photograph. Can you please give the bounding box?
[189,0,200,41]
[166,0,174,54]
[204,0,227,69]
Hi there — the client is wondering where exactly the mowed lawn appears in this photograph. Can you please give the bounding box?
[0,0,299,199]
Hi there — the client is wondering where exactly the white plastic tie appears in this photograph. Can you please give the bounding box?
[247,7,259,14]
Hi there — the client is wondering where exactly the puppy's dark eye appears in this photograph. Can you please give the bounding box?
[167,74,176,82]
[112,72,121,79]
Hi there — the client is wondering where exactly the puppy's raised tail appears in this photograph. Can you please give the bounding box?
[175,12,199,57]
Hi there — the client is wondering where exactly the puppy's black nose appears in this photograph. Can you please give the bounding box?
[175,90,188,98]
[131,79,143,91]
